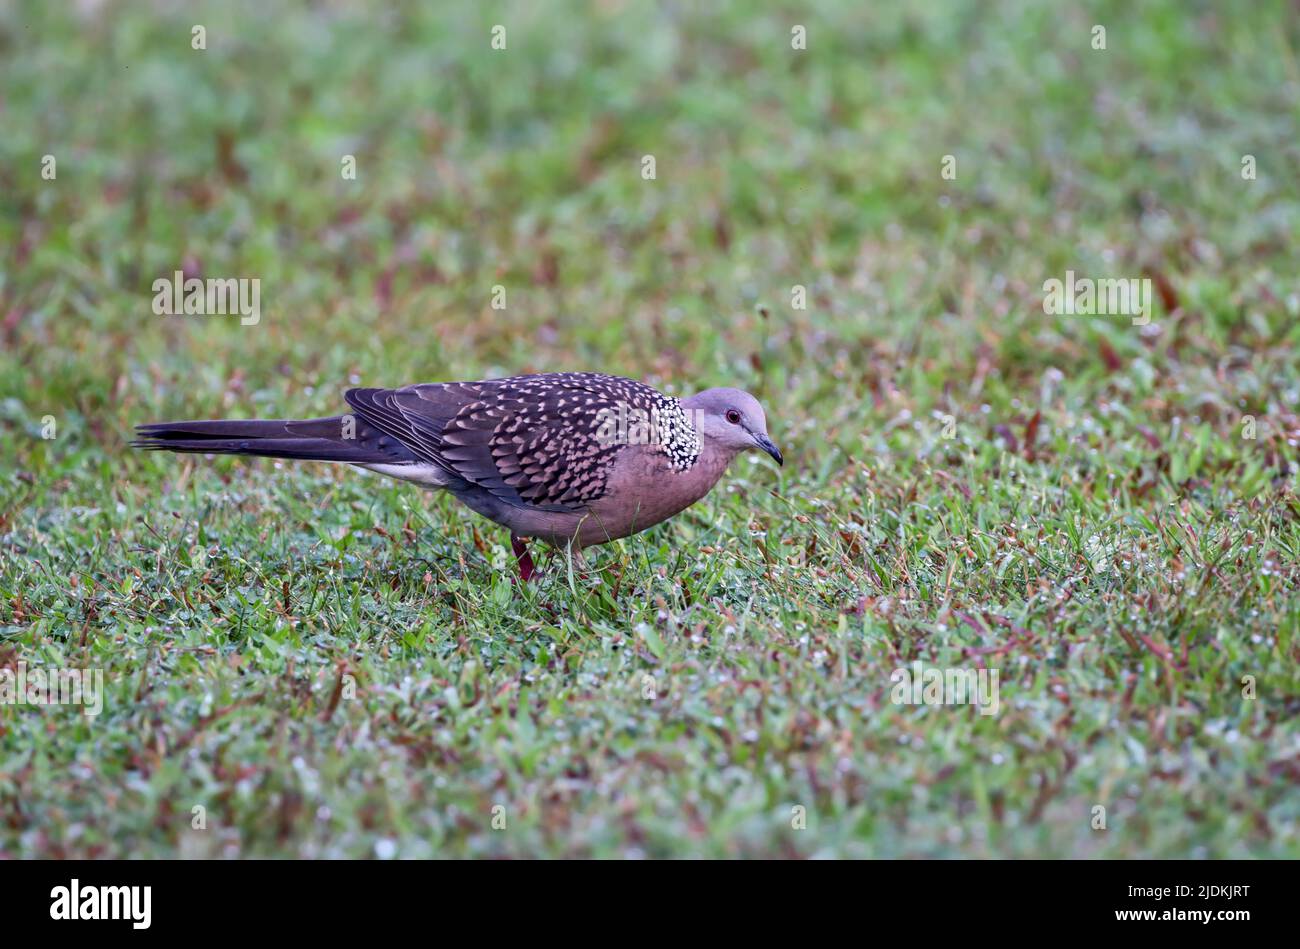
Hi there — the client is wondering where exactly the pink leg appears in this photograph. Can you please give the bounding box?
[511,534,536,582]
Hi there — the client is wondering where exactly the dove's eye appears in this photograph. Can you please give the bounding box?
[725,409,742,425]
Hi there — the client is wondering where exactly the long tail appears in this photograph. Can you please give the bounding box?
[131,416,415,464]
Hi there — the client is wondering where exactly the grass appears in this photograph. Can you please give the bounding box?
[1,0,1298,858]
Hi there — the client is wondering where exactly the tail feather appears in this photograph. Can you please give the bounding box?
[132,415,417,465]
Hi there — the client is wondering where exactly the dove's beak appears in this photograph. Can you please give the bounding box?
[753,432,783,466]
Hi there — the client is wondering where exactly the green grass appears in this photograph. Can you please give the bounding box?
[2,0,1298,858]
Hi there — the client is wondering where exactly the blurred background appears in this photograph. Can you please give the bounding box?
[5,1,1296,421]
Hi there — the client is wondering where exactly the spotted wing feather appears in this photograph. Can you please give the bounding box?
[345,373,699,512]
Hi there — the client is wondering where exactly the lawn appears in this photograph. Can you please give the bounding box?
[1,0,1298,858]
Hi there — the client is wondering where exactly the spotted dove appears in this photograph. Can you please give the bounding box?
[133,372,782,579]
